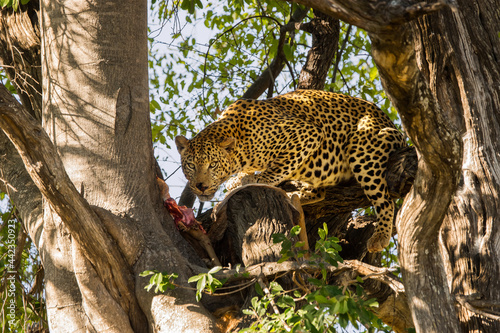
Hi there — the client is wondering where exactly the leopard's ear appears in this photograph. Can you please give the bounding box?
[220,137,236,152]
[175,136,189,154]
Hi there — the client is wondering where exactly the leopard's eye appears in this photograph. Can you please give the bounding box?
[186,162,196,170]
[209,161,218,169]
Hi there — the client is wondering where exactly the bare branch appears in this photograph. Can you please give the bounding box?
[213,259,403,294]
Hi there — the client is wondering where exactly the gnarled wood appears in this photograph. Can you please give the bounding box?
[204,182,413,332]
[194,145,416,330]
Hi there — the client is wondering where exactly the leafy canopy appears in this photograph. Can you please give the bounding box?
[148,0,397,150]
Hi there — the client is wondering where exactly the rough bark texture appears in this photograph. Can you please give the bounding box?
[197,147,417,332]
[297,9,340,90]
[420,2,500,330]
[0,2,41,120]
[287,0,500,331]
[1,1,220,332]
[211,185,298,267]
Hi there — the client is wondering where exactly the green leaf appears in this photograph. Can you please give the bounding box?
[1,0,11,8]
[254,282,264,296]
[272,233,287,244]
[277,295,295,308]
[242,309,253,315]
[364,298,379,308]
[150,99,161,111]
[140,270,156,277]
[188,274,203,283]
[290,225,301,237]
[208,266,222,274]
[283,43,294,61]
[314,295,329,304]
[294,241,305,248]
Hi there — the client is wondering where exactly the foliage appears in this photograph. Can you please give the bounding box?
[141,266,227,302]
[148,0,396,149]
[142,224,392,332]
[0,202,47,332]
[141,270,179,293]
[187,266,226,301]
[242,224,390,332]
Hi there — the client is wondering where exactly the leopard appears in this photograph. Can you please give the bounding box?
[175,89,406,252]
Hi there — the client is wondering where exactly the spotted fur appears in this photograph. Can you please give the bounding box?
[175,90,405,252]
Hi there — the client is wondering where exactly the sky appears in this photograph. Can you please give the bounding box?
[149,5,238,208]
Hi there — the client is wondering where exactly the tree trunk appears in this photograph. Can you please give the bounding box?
[39,0,219,331]
[416,2,500,330]
[1,1,220,331]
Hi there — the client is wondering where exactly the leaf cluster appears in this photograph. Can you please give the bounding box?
[242,224,390,332]
[188,266,226,301]
[0,0,29,11]
[147,1,396,150]
[140,270,179,293]
[141,224,393,332]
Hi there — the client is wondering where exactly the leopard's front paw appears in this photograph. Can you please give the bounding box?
[367,233,390,253]
[226,176,243,192]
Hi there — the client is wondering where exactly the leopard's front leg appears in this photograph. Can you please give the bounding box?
[285,180,326,205]
[225,172,250,192]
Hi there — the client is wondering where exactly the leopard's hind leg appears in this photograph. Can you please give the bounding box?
[347,128,403,252]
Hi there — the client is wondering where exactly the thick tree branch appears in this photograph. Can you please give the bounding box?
[297,9,340,90]
[214,259,398,288]
[0,84,147,332]
[288,0,451,34]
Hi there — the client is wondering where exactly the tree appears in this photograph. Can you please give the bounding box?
[1,1,499,333]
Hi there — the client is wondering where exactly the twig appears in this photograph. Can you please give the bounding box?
[258,276,292,332]
[330,24,352,91]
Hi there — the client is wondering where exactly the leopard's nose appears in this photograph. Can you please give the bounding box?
[195,183,209,192]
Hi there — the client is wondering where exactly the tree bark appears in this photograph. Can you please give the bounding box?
[288,0,500,331]
[1,1,220,331]
[0,2,42,120]
[297,9,340,90]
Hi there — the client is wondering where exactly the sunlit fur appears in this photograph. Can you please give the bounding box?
[175,90,405,252]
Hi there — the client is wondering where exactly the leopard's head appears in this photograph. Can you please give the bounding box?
[175,135,236,201]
